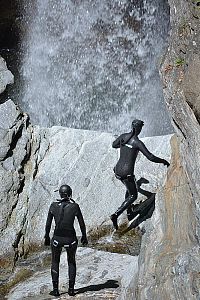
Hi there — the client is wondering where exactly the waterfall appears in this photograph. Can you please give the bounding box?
[20,0,172,136]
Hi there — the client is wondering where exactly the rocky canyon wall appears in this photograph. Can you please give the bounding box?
[0,58,172,299]
[127,0,200,299]
[1,0,200,298]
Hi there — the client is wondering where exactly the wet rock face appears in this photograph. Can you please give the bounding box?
[161,0,200,241]
[161,0,200,131]
[7,248,138,300]
[126,0,200,299]
[0,57,14,94]
[136,136,200,300]
[0,100,32,263]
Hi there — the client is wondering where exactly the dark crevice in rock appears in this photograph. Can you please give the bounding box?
[12,204,30,264]
[16,177,25,195]
[9,127,33,260]
[32,167,38,180]
[2,123,24,161]
[10,200,18,220]
[32,154,39,180]
[172,118,186,139]
[0,89,9,104]
[2,124,32,240]
[12,230,23,267]
[25,115,31,129]
[12,230,23,250]
[32,139,50,180]
[9,112,23,129]
[17,138,32,195]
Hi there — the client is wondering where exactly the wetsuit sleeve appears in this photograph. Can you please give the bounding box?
[138,140,168,164]
[112,134,124,148]
[76,205,87,237]
[45,204,53,237]
[112,136,121,148]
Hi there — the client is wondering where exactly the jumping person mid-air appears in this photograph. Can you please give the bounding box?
[44,185,88,297]
[110,119,170,230]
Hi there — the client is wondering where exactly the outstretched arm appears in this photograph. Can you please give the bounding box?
[77,206,88,245]
[138,140,170,166]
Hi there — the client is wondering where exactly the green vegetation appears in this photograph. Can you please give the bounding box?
[192,0,200,19]
[192,0,200,6]
[0,268,33,296]
[175,58,185,67]
[178,20,190,37]
[88,223,142,256]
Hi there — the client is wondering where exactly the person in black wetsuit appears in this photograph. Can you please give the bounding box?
[44,185,88,297]
[110,119,170,230]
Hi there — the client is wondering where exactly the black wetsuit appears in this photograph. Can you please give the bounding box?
[113,132,168,216]
[45,199,86,285]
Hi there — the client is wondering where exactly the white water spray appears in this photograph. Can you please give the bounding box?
[20,0,172,136]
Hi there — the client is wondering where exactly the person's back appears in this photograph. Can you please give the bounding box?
[44,185,88,297]
[115,135,140,178]
[47,200,85,238]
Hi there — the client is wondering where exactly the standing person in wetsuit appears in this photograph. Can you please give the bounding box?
[44,185,88,297]
[110,119,170,230]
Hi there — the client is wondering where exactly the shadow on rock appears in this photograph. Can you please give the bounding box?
[74,279,119,295]
[123,193,155,234]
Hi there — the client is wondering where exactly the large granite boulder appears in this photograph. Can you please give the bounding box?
[0,100,32,259]
[0,99,172,260]
[1,96,169,299]
[135,135,199,300]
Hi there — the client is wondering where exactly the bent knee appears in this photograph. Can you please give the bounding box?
[126,194,137,204]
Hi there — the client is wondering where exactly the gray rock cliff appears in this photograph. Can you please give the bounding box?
[126,1,200,299]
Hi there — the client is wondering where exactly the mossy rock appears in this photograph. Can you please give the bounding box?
[88,223,142,256]
[0,268,34,296]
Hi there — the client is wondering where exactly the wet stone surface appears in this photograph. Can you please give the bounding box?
[1,224,141,299]
[6,247,138,300]
[88,224,142,256]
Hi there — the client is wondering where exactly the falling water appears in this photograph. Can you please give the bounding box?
[19,0,172,136]
[104,229,116,243]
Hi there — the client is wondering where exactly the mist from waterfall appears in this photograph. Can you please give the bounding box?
[20,0,172,136]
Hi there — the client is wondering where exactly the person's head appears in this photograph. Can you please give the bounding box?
[59,184,72,199]
[131,119,144,136]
